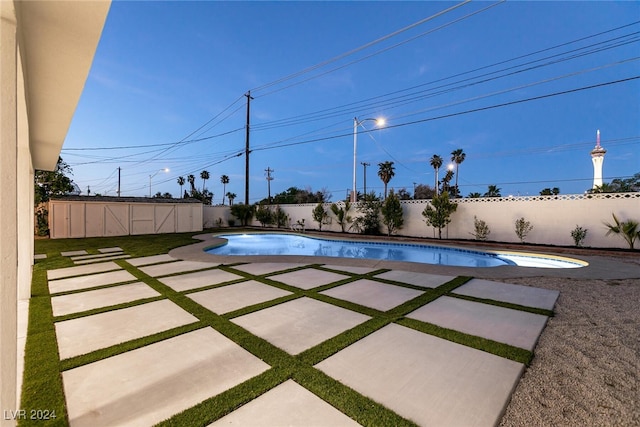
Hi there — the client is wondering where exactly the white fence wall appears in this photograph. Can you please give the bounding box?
[50,199,203,239]
[204,193,640,249]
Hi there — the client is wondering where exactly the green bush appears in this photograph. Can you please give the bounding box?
[570,225,588,247]
[230,204,255,226]
[470,216,490,241]
[514,217,534,243]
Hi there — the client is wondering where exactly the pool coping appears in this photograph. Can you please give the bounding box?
[168,231,640,280]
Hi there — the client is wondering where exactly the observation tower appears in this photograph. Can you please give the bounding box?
[590,129,606,189]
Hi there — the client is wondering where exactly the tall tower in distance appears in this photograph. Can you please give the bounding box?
[591,129,606,189]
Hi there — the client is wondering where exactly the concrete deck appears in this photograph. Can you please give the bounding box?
[35,234,639,426]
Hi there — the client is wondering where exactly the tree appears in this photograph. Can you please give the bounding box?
[414,184,436,200]
[429,154,443,195]
[220,175,230,205]
[470,216,490,241]
[483,185,501,197]
[330,201,352,233]
[352,192,382,235]
[514,217,534,243]
[227,192,237,206]
[441,169,455,197]
[421,192,458,239]
[377,161,395,199]
[312,203,330,231]
[34,156,75,205]
[267,186,330,204]
[450,148,466,196]
[255,204,274,227]
[540,187,560,195]
[230,204,255,226]
[467,192,481,198]
[177,176,185,198]
[381,189,404,236]
[187,174,196,194]
[397,188,412,200]
[604,213,639,249]
[200,170,210,193]
[590,173,640,193]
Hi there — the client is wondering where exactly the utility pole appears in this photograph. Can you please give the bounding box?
[117,167,121,197]
[244,91,253,205]
[265,167,274,204]
[361,162,370,198]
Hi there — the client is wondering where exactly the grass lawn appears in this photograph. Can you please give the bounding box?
[23,230,541,426]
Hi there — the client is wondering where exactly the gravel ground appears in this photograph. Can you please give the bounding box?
[498,261,639,427]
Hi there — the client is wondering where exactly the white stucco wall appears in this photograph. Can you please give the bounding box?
[205,193,640,249]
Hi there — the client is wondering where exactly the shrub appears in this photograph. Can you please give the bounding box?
[255,204,274,227]
[312,203,330,231]
[273,205,289,228]
[604,213,639,249]
[514,217,534,243]
[570,225,588,247]
[230,204,255,226]
[330,201,352,233]
[421,192,457,239]
[470,216,490,241]
[381,190,403,236]
[352,192,381,235]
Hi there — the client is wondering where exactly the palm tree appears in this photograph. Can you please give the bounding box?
[200,170,210,192]
[227,192,236,206]
[450,149,466,196]
[483,185,501,197]
[187,174,196,194]
[604,213,639,249]
[377,161,395,199]
[220,175,230,205]
[429,155,443,195]
[177,176,185,198]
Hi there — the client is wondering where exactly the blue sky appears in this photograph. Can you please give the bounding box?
[62,1,640,202]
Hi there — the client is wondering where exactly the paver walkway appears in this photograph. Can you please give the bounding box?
[41,255,559,426]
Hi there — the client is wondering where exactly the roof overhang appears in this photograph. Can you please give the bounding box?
[15,0,111,171]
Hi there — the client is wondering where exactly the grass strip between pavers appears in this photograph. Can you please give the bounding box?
[23,235,544,426]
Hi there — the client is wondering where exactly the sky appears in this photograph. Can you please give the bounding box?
[61,1,640,203]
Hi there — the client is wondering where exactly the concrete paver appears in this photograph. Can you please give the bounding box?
[315,323,524,427]
[230,262,306,276]
[49,270,136,294]
[34,254,47,260]
[374,270,455,288]
[61,250,88,257]
[232,297,370,355]
[210,380,361,426]
[139,260,218,277]
[159,269,245,292]
[320,279,423,311]
[188,281,292,315]
[63,328,270,427]
[407,296,549,351]
[51,282,160,317]
[74,254,131,265]
[98,247,123,253]
[268,268,350,290]
[453,278,560,310]
[55,300,198,359]
[48,261,121,280]
[127,254,175,267]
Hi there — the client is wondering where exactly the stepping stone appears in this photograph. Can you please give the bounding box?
[98,247,123,253]
[321,265,379,275]
[55,300,198,360]
[232,297,369,355]
[127,254,175,267]
[210,380,360,426]
[374,271,455,288]
[452,278,560,310]
[188,280,292,315]
[61,250,88,257]
[34,254,47,260]
[74,254,131,265]
[48,261,122,281]
[407,296,549,351]
[72,253,124,261]
[231,263,306,276]
[63,328,270,427]
[315,323,524,427]
[49,270,136,294]
[139,260,218,277]
[159,269,245,292]
[268,268,350,290]
[51,282,160,317]
[320,279,423,311]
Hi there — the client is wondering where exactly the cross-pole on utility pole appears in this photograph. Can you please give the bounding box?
[265,167,274,204]
[244,91,253,205]
[361,162,370,198]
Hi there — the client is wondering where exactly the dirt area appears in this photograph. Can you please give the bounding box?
[498,260,639,426]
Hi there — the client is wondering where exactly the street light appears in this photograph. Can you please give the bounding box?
[149,168,169,197]
[352,117,384,202]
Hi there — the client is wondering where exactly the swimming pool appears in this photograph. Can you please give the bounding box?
[206,233,587,268]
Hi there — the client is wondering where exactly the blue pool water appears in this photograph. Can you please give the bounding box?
[207,233,521,268]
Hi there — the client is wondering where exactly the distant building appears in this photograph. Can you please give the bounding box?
[591,129,606,189]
